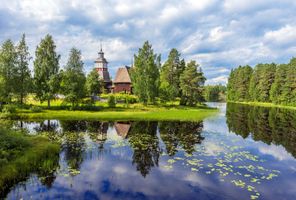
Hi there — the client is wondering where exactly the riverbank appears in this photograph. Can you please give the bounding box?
[2,105,217,121]
[0,127,60,195]
[228,101,296,110]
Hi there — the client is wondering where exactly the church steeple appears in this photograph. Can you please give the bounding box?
[97,41,106,61]
[94,42,111,87]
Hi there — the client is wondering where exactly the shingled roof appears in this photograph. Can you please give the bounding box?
[114,66,131,83]
[115,122,131,138]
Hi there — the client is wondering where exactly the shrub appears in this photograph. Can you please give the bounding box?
[30,106,43,113]
[125,95,138,104]
[108,95,116,108]
[2,105,17,114]
[78,104,102,111]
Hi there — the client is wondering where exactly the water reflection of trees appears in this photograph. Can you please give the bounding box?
[59,121,109,171]
[37,153,60,188]
[226,103,296,157]
[127,121,204,177]
[159,121,204,156]
[87,121,108,149]
[128,121,160,177]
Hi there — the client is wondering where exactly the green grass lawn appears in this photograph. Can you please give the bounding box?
[1,95,218,121]
[228,101,296,110]
[14,106,217,121]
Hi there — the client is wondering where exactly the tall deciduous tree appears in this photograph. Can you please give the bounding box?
[0,40,17,103]
[15,34,32,104]
[86,68,102,98]
[131,41,160,104]
[61,48,86,107]
[34,34,60,107]
[180,60,206,106]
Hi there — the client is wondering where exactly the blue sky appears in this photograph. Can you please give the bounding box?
[1,0,296,85]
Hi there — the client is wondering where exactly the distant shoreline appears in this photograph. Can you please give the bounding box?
[227,101,296,110]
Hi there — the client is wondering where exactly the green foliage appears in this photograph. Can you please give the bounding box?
[204,84,226,102]
[86,68,102,97]
[180,60,206,106]
[30,106,43,113]
[14,34,32,104]
[33,34,60,107]
[249,63,276,102]
[0,127,60,194]
[131,41,160,104]
[270,64,288,104]
[159,81,178,103]
[227,65,253,101]
[0,128,30,167]
[159,49,185,102]
[2,104,17,114]
[0,40,17,103]
[275,58,296,105]
[61,48,86,107]
[228,58,296,106]
[108,95,116,108]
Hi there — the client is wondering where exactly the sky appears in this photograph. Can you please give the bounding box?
[0,0,296,85]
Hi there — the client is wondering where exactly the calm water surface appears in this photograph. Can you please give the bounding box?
[2,103,296,199]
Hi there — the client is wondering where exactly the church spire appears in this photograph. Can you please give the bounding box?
[100,40,103,52]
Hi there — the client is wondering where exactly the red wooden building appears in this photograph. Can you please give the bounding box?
[113,66,132,93]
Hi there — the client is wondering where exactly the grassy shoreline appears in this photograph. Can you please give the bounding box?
[0,128,60,195]
[1,104,218,122]
[228,101,296,110]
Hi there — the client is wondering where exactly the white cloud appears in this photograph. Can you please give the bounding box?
[1,0,296,80]
[264,25,296,46]
[2,0,66,22]
[258,143,294,161]
[209,26,232,42]
[206,75,228,85]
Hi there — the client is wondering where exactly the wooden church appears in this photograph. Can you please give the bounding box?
[94,47,132,94]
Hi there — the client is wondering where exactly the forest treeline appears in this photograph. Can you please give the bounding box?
[0,34,208,108]
[204,84,226,102]
[227,58,296,106]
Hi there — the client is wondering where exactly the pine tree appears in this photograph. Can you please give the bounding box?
[249,63,276,102]
[270,64,288,104]
[131,41,160,104]
[15,34,32,104]
[180,60,206,106]
[61,48,86,107]
[0,39,17,103]
[227,66,252,102]
[34,34,60,107]
[159,48,184,102]
[282,58,296,105]
[227,69,235,101]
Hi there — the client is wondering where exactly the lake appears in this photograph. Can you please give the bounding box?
[1,103,296,199]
